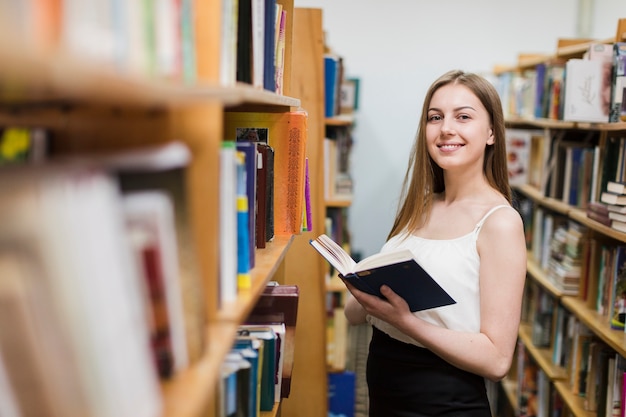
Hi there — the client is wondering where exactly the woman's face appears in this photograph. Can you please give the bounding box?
[425,83,494,173]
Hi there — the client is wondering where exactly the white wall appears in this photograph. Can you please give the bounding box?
[294,0,626,258]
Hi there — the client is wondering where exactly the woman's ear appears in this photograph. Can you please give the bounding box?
[487,128,495,145]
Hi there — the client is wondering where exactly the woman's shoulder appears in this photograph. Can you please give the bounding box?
[477,204,524,236]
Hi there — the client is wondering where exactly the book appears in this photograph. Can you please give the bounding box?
[123,191,189,378]
[235,149,252,290]
[66,141,207,364]
[505,128,532,186]
[236,141,258,269]
[232,337,262,416]
[608,180,626,195]
[601,191,626,206]
[255,143,275,247]
[224,111,308,236]
[609,246,626,330]
[219,142,238,304]
[263,0,277,91]
[236,0,253,84]
[237,325,277,411]
[563,58,610,123]
[610,42,626,122]
[0,164,162,417]
[309,234,456,312]
[245,283,299,398]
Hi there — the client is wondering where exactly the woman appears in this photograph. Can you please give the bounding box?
[344,70,527,416]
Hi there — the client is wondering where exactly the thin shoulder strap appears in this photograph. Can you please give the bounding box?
[474,205,512,231]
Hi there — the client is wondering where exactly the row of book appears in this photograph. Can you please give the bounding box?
[0,0,288,92]
[218,283,299,416]
[220,111,311,305]
[0,116,309,415]
[519,287,626,417]
[1,0,197,83]
[506,127,605,210]
[517,337,626,417]
[0,152,198,417]
[324,54,360,118]
[524,202,588,296]
[497,38,626,123]
[223,0,288,92]
[525,200,626,331]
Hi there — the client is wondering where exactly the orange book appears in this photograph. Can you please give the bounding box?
[224,111,308,235]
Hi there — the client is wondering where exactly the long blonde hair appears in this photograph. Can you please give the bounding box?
[387,70,511,240]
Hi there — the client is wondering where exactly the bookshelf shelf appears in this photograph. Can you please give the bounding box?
[162,321,239,417]
[325,197,353,207]
[0,2,328,417]
[553,381,595,417]
[561,296,626,358]
[0,30,300,109]
[217,235,294,323]
[496,18,626,415]
[526,255,564,298]
[519,324,568,381]
[325,115,355,126]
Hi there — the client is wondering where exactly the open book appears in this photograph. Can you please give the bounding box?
[309,234,455,312]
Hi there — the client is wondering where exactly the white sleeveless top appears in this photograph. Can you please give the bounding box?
[366,205,511,347]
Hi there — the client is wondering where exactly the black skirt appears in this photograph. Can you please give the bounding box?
[367,326,492,417]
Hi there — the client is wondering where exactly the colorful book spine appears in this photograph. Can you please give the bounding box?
[236,150,252,290]
[303,157,312,231]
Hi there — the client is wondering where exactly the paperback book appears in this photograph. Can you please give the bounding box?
[309,234,455,312]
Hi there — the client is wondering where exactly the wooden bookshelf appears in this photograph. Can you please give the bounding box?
[0,3,330,417]
[495,18,626,415]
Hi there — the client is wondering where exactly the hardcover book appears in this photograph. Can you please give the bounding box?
[309,234,456,312]
[563,58,610,123]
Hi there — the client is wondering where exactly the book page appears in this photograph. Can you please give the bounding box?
[355,249,414,272]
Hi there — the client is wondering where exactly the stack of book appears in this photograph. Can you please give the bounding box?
[546,221,587,295]
[599,181,626,233]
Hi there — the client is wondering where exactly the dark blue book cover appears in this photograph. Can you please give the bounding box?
[236,142,257,269]
[328,371,355,417]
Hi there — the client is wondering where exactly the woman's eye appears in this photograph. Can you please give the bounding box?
[428,114,441,122]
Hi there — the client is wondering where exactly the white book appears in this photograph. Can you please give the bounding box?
[563,59,609,123]
[252,0,266,89]
[124,191,189,374]
[220,143,238,304]
[0,166,162,417]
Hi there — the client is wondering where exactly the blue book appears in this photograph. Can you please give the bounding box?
[238,326,277,411]
[324,55,340,117]
[235,150,251,290]
[328,371,355,417]
[236,142,258,269]
[233,338,261,417]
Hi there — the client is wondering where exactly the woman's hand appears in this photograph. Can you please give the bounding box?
[344,281,413,330]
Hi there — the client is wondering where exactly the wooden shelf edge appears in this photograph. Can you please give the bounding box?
[526,255,566,298]
[553,380,595,417]
[325,197,353,207]
[0,36,299,109]
[217,235,295,323]
[325,114,355,126]
[560,296,626,358]
[519,324,568,380]
[161,321,239,417]
[514,185,626,243]
[506,117,626,132]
